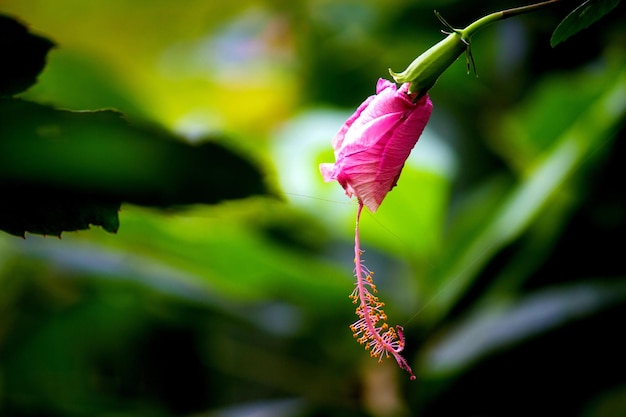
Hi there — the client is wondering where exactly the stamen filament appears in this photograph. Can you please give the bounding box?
[350,201,415,380]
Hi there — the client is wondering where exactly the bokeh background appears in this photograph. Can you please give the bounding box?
[1,0,626,416]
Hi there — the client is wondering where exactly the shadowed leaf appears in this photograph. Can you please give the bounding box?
[0,14,55,96]
[0,99,270,237]
[0,186,120,237]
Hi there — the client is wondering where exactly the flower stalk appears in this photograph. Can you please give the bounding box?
[390,0,564,95]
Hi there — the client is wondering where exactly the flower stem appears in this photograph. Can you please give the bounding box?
[390,0,566,94]
[462,0,565,38]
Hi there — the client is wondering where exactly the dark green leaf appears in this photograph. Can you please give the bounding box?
[0,187,120,237]
[0,98,270,237]
[550,0,622,47]
[0,15,55,96]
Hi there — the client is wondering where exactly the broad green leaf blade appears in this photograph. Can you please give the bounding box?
[0,98,270,237]
[0,99,270,205]
[550,0,622,47]
[0,15,55,96]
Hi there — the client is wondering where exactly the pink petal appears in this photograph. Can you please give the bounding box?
[320,78,433,212]
[332,95,377,151]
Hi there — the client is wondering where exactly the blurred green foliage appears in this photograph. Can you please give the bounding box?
[1,0,625,416]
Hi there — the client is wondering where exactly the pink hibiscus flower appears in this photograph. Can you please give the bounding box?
[319,79,432,379]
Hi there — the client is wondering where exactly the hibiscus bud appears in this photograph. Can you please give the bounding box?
[319,78,433,212]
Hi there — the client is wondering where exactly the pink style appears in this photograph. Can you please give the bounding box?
[319,78,433,212]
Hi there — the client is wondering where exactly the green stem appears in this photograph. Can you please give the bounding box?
[462,0,564,38]
[390,0,566,95]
